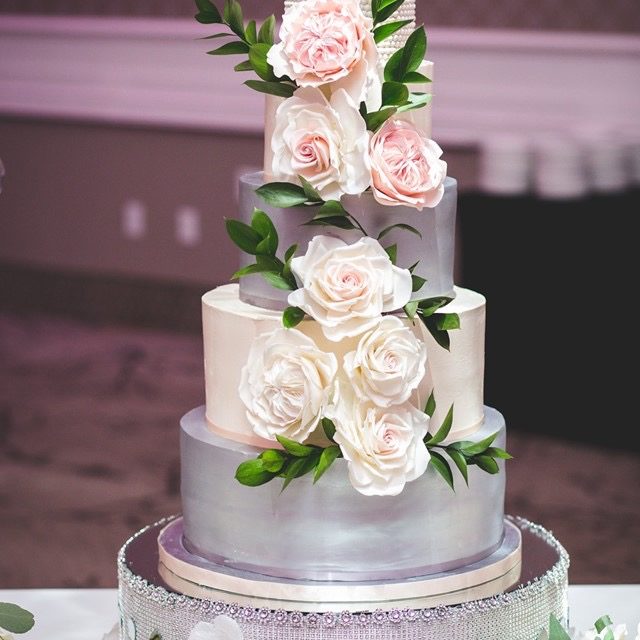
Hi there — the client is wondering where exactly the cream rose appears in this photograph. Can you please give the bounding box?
[329,397,430,496]
[271,87,370,201]
[369,118,447,210]
[188,617,243,640]
[287,235,412,342]
[239,328,337,443]
[267,0,380,109]
[344,316,427,407]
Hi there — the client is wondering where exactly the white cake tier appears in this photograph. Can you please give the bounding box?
[180,406,506,582]
[263,61,434,179]
[203,284,485,448]
[237,172,455,312]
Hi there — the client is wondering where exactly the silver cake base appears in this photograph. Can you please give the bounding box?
[117,516,569,640]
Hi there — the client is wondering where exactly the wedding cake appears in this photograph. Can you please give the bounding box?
[116,1,570,638]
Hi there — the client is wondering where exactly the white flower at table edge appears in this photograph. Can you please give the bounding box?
[239,327,338,443]
[287,235,412,342]
[327,389,430,496]
[271,86,370,202]
[188,617,243,640]
[343,315,427,408]
[267,0,381,111]
[369,118,448,210]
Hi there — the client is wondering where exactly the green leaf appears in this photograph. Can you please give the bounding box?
[426,405,454,446]
[256,254,285,270]
[207,40,250,55]
[234,59,253,71]
[595,616,614,634]
[0,603,35,633]
[385,243,398,264]
[225,218,261,254]
[412,274,427,292]
[403,70,432,83]
[198,32,235,39]
[245,19,257,44]
[429,450,454,490]
[316,200,348,217]
[373,19,412,44]
[365,106,398,131]
[195,0,223,24]
[283,306,305,329]
[322,417,336,442]
[223,0,245,40]
[150,633,162,640]
[256,182,308,207]
[249,42,277,81]
[421,315,451,351]
[276,435,317,457]
[408,260,420,273]
[424,391,436,417]
[259,449,287,473]
[382,81,410,107]
[447,448,469,486]
[251,209,278,255]
[435,312,460,331]
[404,300,419,319]
[486,447,513,460]
[298,175,323,203]
[548,615,572,640]
[261,271,295,290]
[384,47,405,83]
[417,296,452,317]
[281,454,319,490]
[258,15,276,45]
[397,92,432,112]
[303,216,357,230]
[284,244,298,263]
[235,459,276,486]
[232,262,271,279]
[474,455,500,474]
[373,0,408,24]
[461,432,498,457]
[314,446,341,483]
[244,80,296,98]
[377,223,422,241]
[400,26,427,75]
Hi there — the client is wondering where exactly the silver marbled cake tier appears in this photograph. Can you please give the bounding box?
[237,173,457,311]
[181,406,506,582]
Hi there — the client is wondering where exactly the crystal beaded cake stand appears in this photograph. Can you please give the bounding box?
[117,516,569,640]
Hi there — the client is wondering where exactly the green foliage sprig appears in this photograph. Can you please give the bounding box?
[226,208,297,291]
[543,614,618,640]
[0,603,35,635]
[423,392,512,491]
[403,288,460,351]
[194,0,296,97]
[235,419,342,491]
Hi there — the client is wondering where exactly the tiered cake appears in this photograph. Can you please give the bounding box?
[117,1,569,638]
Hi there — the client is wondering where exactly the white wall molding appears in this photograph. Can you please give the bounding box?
[1,15,639,144]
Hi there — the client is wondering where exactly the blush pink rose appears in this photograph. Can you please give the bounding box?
[267,0,380,109]
[369,119,448,210]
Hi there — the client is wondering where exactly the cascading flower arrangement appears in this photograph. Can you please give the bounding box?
[196,0,510,496]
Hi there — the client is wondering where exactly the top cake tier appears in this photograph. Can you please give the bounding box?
[284,0,416,62]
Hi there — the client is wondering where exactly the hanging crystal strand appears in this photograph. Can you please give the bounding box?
[282,0,417,62]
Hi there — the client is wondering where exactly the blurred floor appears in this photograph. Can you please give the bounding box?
[0,311,639,588]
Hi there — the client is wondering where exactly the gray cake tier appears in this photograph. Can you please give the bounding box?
[181,405,506,582]
[237,172,457,311]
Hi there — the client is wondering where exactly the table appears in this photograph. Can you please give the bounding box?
[1,587,638,639]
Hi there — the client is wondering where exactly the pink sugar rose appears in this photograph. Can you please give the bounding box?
[267,0,380,109]
[369,119,447,210]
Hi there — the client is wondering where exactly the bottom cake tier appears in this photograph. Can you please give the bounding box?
[117,516,569,640]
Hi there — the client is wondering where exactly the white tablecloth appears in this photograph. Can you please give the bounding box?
[1,586,639,639]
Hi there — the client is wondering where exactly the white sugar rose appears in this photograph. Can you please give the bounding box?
[370,118,447,210]
[188,617,243,640]
[267,0,380,109]
[288,235,412,342]
[239,328,337,443]
[271,87,370,201]
[344,316,427,407]
[329,397,430,496]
